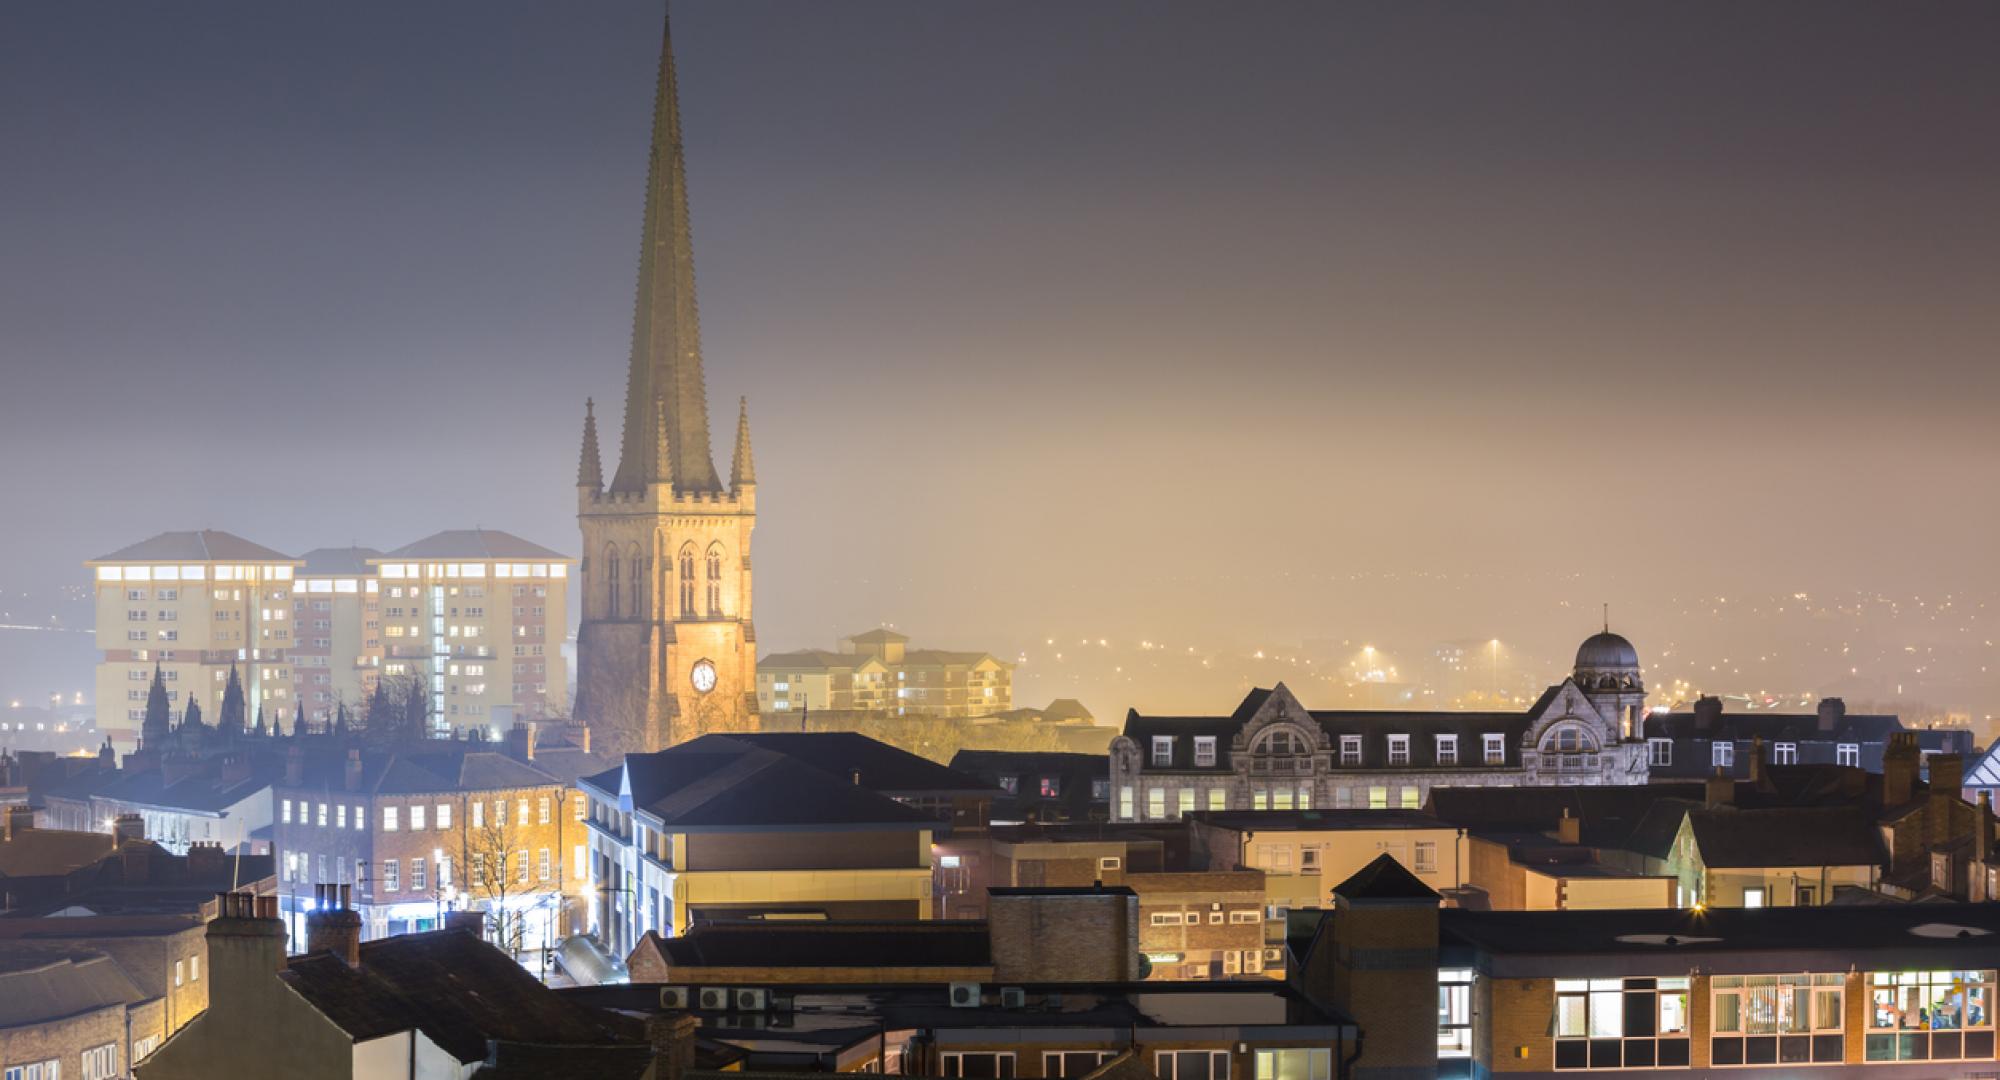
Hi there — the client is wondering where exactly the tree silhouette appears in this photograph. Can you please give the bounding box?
[141,664,171,748]
[217,664,247,738]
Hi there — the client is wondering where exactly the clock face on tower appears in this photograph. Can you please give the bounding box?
[690,659,718,695]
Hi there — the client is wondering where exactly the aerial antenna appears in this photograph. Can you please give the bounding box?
[1602,603,1609,633]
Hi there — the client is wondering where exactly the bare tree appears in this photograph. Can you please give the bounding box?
[455,792,559,957]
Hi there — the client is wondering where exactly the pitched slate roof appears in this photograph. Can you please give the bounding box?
[0,826,117,878]
[89,530,295,564]
[1185,809,1448,833]
[280,929,639,1064]
[1687,806,1889,869]
[93,757,283,813]
[1428,783,1710,849]
[1124,686,1543,771]
[1643,710,1904,743]
[1333,853,1439,902]
[756,649,881,673]
[589,740,945,833]
[0,947,147,1028]
[281,741,564,796]
[298,547,382,576]
[381,529,569,561]
[705,732,990,794]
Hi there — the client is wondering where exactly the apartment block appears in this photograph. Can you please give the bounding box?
[288,547,383,730]
[759,628,1014,719]
[86,531,303,746]
[367,530,572,736]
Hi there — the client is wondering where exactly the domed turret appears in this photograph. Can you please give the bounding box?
[1574,631,1640,675]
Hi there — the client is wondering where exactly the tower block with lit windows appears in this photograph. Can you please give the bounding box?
[574,7,758,754]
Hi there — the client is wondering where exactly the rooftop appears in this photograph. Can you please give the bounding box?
[282,929,640,1065]
[379,528,570,561]
[89,529,295,565]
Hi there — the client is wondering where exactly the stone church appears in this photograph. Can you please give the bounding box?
[1109,630,1654,820]
[573,8,759,754]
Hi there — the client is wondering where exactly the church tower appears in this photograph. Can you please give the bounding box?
[574,6,758,754]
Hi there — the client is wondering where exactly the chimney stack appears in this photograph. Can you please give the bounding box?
[209,891,287,1012]
[1705,768,1734,809]
[1977,792,1994,868]
[2,805,34,842]
[444,909,486,939]
[1929,753,1965,799]
[343,748,363,792]
[1928,753,1965,848]
[647,1013,702,1080]
[1693,695,1723,733]
[187,840,225,878]
[112,813,144,844]
[1747,737,1766,785]
[1816,697,1845,733]
[1556,806,1581,845]
[285,743,305,786]
[219,753,251,787]
[575,724,591,755]
[1883,733,1919,807]
[506,721,536,762]
[304,884,363,967]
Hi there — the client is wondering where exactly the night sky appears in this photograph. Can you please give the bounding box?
[4,2,1999,714]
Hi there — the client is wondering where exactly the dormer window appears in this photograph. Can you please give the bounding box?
[1151,736,1174,767]
[1483,733,1506,765]
[1388,735,1411,766]
[1339,735,1362,766]
[1435,734,1458,765]
[1194,736,1217,768]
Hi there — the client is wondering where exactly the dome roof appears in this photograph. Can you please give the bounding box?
[1575,630,1640,672]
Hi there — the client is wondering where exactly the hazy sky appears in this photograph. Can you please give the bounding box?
[4,2,1998,715]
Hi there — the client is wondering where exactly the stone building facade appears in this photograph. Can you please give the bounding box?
[573,9,758,755]
[1109,631,1653,821]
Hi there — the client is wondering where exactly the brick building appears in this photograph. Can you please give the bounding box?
[270,738,582,956]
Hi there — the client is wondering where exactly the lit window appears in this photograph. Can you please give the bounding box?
[383,806,399,832]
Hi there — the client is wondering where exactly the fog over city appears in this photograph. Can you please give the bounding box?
[4,1,1998,727]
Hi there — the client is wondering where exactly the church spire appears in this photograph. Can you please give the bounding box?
[610,2,721,495]
[652,396,675,486]
[577,398,603,490]
[731,396,755,489]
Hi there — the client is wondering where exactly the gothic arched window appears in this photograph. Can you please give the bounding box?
[627,544,643,617]
[605,545,622,619]
[678,546,696,618]
[705,545,724,617]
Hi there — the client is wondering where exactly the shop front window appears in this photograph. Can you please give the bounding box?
[1866,970,1996,1062]
[1555,977,1690,1069]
